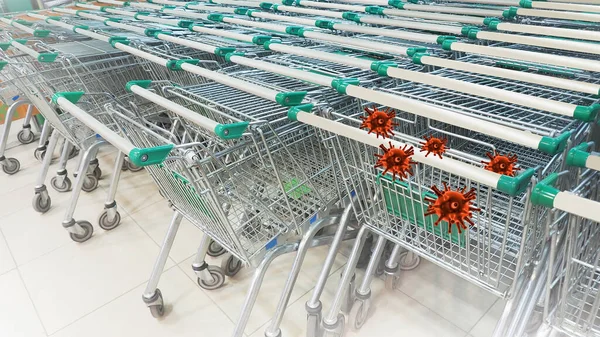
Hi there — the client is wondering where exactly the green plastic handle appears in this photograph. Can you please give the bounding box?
[129,145,174,167]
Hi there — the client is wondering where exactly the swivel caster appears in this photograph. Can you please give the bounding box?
[34,148,46,161]
[69,221,94,243]
[399,251,420,270]
[221,254,242,277]
[197,265,225,290]
[207,239,226,257]
[50,176,72,193]
[1,157,20,175]
[82,175,99,192]
[98,209,121,231]
[32,192,51,213]
[144,288,165,318]
[17,129,35,144]
[348,298,371,331]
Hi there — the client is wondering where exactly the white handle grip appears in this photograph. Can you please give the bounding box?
[495,22,600,43]
[162,8,213,19]
[9,40,43,59]
[476,31,600,55]
[450,42,600,73]
[191,25,255,43]
[129,85,221,133]
[548,0,600,4]
[358,16,463,35]
[384,66,577,118]
[302,30,409,56]
[517,7,600,23]
[251,11,320,26]
[185,4,236,14]
[291,0,363,11]
[383,8,485,25]
[402,3,503,16]
[332,23,440,44]
[276,5,346,18]
[554,192,600,223]
[343,84,543,149]
[530,1,600,12]
[228,54,334,86]
[266,42,373,69]
[294,110,502,188]
[586,154,600,171]
[55,96,136,155]
[420,55,600,96]
[74,3,102,10]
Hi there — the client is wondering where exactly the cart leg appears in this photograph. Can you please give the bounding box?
[322,226,370,337]
[32,130,60,213]
[98,151,125,231]
[347,235,386,331]
[50,141,72,193]
[192,234,226,290]
[265,216,341,337]
[34,120,51,161]
[17,104,36,144]
[61,141,103,243]
[306,203,355,337]
[0,100,31,175]
[143,211,183,318]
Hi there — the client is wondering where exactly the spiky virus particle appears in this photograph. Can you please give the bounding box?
[424,183,481,234]
[360,106,399,139]
[420,135,448,159]
[374,142,416,181]
[482,152,520,176]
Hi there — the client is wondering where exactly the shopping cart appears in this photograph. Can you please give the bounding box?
[493,143,600,337]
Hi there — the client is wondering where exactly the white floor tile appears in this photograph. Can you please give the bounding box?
[130,200,203,263]
[179,249,323,335]
[109,170,163,215]
[0,230,15,275]
[18,220,172,334]
[469,299,505,337]
[0,269,46,337]
[396,259,498,332]
[1,188,118,266]
[51,267,234,337]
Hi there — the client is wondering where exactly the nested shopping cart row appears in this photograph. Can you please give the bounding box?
[1,2,599,337]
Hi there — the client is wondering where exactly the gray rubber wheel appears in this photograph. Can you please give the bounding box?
[68,147,79,159]
[127,161,143,172]
[221,254,242,277]
[82,175,98,192]
[207,240,226,257]
[148,289,165,318]
[17,129,35,144]
[92,166,102,179]
[197,266,225,290]
[32,193,51,213]
[69,221,93,243]
[50,176,72,193]
[2,158,20,175]
[348,298,371,331]
[34,148,45,161]
[98,210,121,231]
[399,251,420,271]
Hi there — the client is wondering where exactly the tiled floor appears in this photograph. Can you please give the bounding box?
[0,126,504,337]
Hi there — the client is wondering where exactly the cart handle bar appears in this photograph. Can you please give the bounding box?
[567,142,600,171]
[531,172,600,223]
[52,92,173,167]
[126,81,249,140]
[289,107,535,196]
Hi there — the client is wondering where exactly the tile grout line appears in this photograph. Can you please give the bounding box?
[47,263,180,336]
[395,286,470,336]
[467,297,500,336]
[12,265,51,336]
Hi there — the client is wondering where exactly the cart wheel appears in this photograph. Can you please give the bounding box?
[98,209,121,231]
[50,176,72,193]
[32,193,51,213]
[69,221,93,243]
[221,254,242,277]
[34,148,45,161]
[197,266,225,290]
[17,129,35,144]
[127,161,143,172]
[384,273,400,291]
[92,166,102,179]
[207,240,226,257]
[2,158,20,175]
[322,315,346,337]
[148,289,165,318]
[82,175,99,192]
[398,251,420,271]
[68,147,79,159]
[348,298,371,331]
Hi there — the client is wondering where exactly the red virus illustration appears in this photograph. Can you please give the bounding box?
[420,135,448,159]
[374,142,416,181]
[424,183,481,234]
[482,151,520,176]
[360,106,398,139]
